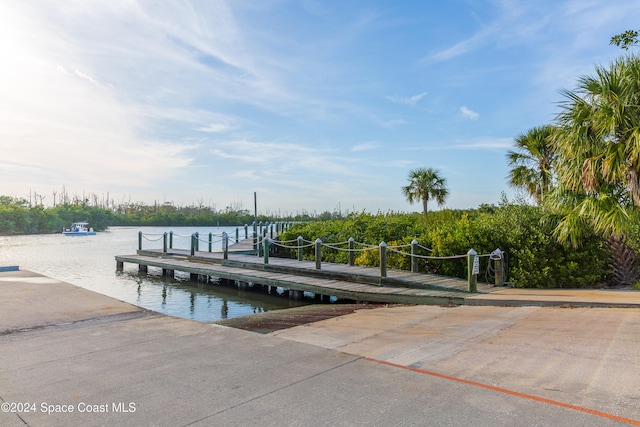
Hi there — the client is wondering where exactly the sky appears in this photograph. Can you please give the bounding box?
[1,0,639,216]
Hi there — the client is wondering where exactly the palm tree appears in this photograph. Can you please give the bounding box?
[402,167,449,220]
[506,125,556,204]
[552,55,640,233]
[550,54,640,285]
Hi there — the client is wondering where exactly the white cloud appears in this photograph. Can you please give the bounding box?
[386,92,428,107]
[0,1,194,197]
[460,106,480,120]
[198,123,233,133]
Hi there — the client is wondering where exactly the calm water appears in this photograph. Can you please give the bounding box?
[0,226,307,322]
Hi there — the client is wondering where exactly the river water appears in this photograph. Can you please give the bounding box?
[0,226,308,323]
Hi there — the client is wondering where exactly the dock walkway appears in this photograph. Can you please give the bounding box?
[117,238,498,305]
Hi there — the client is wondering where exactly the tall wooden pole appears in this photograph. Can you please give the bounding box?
[253,192,258,252]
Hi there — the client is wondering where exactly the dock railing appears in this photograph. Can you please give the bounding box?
[265,237,497,292]
[137,223,503,292]
[137,221,295,256]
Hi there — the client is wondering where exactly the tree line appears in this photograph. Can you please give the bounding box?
[0,196,343,235]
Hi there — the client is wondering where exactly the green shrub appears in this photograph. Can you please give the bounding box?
[279,205,610,288]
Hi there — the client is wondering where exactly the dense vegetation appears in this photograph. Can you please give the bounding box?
[0,196,327,235]
[497,34,640,288]
[277,201,610,289]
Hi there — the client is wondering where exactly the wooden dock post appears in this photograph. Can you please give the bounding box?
[235,227,239,243]
[411,240,419,273]
[244,224,248,240]
[349,237,355,266]
[298,236,304,261]
[169,231,173,249]
[380,241,387,278]
[223,232,229,260]
[493,248,504,286]
[190,234,196,256]
[138,231,142,251]
[163,232,168,254]
[116,260,123,271]
[467,249,478,292]
[315,238,322,270]
[263,238,270,264]
[194,232,199,252]
[208,232,213,252]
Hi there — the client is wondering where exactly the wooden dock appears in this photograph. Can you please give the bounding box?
[116,239,498,305]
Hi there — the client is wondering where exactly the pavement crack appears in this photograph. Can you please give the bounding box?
[182,356,363,426]
[0,310,157,337]
[0,395,29,425]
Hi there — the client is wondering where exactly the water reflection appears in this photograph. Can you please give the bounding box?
[0,227,313,323]
[221,299,228,319]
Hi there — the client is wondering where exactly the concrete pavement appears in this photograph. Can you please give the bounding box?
[2,269,640,426]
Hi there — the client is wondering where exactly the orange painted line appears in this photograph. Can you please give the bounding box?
[364,357,640,426]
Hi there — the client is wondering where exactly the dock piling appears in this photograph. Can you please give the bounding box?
[315,238,322,270]
[380,241,387,278]
[467,249,478,292]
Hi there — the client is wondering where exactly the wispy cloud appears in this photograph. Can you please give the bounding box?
[386,92,428,107]
[352,142,379,152]
[427,34,484,63]
[453,138,512,150]
[0,1,195,195]
[460,106,480,120]
[380,119,406,128]
[198,123,234,133]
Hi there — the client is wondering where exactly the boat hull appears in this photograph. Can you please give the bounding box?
[63,231,96,236]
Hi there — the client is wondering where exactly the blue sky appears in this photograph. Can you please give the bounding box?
[1,1,639,215]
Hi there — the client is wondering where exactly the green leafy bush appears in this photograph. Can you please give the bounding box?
[279,205,610,288]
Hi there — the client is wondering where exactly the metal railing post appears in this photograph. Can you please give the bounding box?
[190,234,196,256]
[169,231,173,249]
[380,241,387,278]
[235,228,239,243]
[208,232,213,252]
[138,231,142,251]
[194,232,199,252]
[163,232,167,254]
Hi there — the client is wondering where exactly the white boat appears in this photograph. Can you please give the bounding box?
[63,222,96,236]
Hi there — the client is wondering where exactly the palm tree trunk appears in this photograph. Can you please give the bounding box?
[422,197,428,220]
[606,235,639,286]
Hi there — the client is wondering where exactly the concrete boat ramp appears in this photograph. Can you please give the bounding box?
[3,268,640,426]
